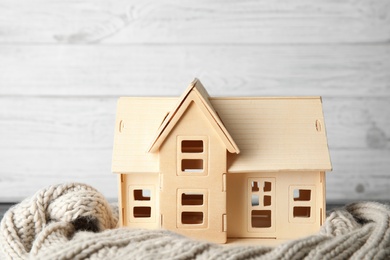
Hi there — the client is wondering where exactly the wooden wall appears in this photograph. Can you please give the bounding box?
[0,0,389,203]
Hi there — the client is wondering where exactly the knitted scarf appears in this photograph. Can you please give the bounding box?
[1,183,389,259]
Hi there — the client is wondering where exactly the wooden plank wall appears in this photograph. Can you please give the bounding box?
[0,0,389,203]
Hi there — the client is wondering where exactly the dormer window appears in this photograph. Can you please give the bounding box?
[177,136,208,176]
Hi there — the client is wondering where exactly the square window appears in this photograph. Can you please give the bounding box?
[134,189,151,201]
[182,140,203,153]
[182,193,203,205]
[293,189,311,201]
[293,207,311,218]
[181,212,203,224]
[133,207,151,218]
[181,159,203,172]
[251,210,271,228]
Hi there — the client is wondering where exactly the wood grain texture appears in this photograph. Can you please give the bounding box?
[1,0,390,44]
[0,0,389,203]
[1,45,390,97]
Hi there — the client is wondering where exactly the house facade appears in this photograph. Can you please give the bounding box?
[112,79,332,243]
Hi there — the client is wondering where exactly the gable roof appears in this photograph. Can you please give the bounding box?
[147,79,240,154]
[112,84,332,174]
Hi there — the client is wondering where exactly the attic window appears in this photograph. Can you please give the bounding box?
[182,140,203,153]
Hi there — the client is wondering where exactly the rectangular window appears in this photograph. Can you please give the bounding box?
[263,195,271,206]
[293,189,311,201]
[128,186,155,223]
[289,186,315,223]
[181,212,204,224]
[181,159,203,172]
[133,207,151,218]
[177,189,208,229]
[293,207,311,218]
[248,178,275,232]
[251,194,259,206]
[182,193,204,205]
[182,140,203,153]
[177,137,208,176]
[251,210,271,228]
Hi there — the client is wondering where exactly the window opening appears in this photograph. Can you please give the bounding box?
[251,210,271,228]
[181,159,203,172]
[263,182,272,192]
[251,194,259,206]
[248,178,275,232]
[182,193,204,205]
[289,186,315,223]
[182,212,203,224]
[178,137,207,176]
[264,195,271,206]
[293,189,311,201]
[177,189,208,228]
[134,189,151,201]
[182,140,203,153]
[133,207,151,218]
[293,206,311,218]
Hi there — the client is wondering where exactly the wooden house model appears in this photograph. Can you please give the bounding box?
[112,79,332,244]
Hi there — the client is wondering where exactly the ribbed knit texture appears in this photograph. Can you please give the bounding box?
[1,183,389,259]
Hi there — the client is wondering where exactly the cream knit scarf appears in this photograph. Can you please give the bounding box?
[1,183,389,259]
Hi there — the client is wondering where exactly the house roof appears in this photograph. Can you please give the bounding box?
[147,79,240,154]
[112,97,175,173]
[212,97,332,173]
[112,86,332,174]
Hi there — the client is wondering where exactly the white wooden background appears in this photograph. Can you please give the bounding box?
[0,0,389,203]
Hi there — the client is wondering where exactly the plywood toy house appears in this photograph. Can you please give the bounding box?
[112,79,332,244]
